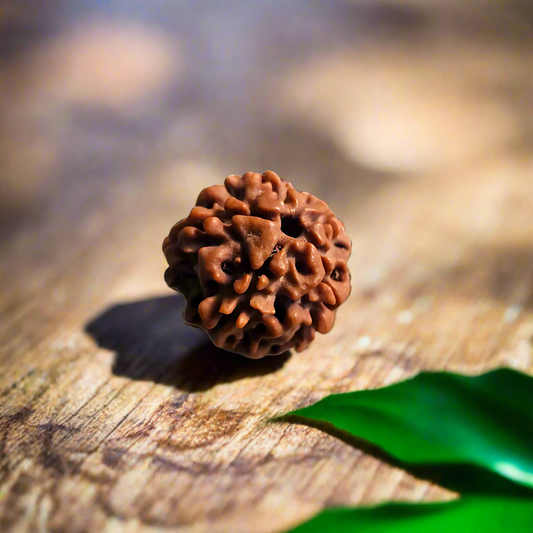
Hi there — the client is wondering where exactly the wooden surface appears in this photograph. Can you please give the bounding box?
[2,2,533,532]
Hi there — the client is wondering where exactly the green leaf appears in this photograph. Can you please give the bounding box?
[289,369,533,489]
[290,496,533,533]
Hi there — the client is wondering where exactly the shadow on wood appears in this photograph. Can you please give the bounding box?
[281,415,533,497]
[85,295,291,392]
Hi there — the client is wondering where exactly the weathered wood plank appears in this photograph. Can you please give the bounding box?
[2,2,533,532]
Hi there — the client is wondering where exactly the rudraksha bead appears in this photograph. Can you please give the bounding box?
[163,171,351,358]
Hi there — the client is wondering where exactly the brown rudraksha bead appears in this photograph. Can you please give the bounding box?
[163,171,351,358]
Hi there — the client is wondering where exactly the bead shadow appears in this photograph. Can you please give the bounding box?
[85,295,291,392]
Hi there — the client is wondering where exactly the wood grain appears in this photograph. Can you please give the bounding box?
[1,2,533,532]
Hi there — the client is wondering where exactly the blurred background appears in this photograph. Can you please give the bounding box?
[2,0,533,236]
